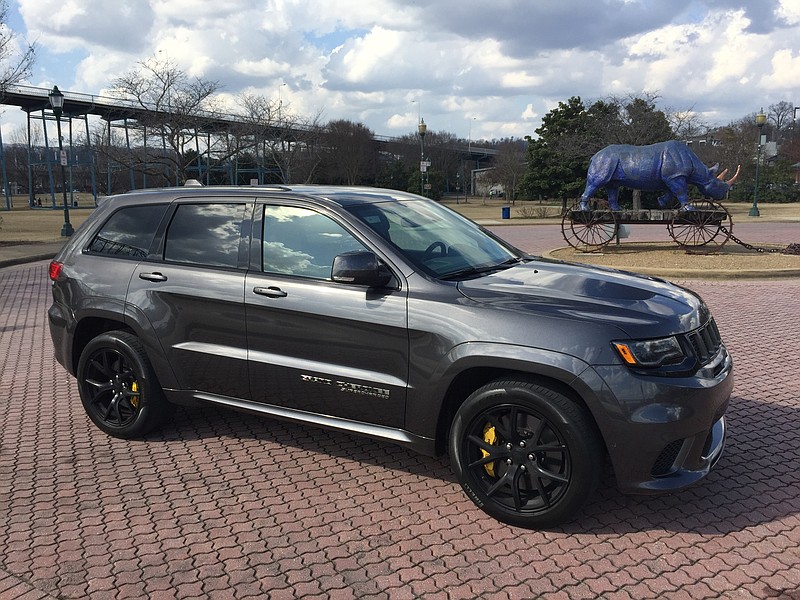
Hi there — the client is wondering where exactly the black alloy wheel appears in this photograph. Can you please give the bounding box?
[77,331,169,438]
[450,378,603,529]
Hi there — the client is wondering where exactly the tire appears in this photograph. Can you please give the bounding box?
[76,331,170,438]
[449,378,603,529]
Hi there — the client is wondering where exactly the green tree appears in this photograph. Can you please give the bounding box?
[520,96,591,209]
[521,94,675,209]
[376,159,412,192]
[408,169,445,200]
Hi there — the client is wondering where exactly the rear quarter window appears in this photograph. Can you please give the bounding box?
[88,204,168,258]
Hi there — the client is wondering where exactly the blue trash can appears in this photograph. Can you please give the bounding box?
[501,206,510,219]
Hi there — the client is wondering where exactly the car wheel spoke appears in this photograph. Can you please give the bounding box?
[460,398,576,519]
[465,434,508,467]
[81,347,141,428]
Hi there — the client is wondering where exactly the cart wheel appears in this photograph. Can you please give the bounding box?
[562,202,619,251]
[667,200,732,249]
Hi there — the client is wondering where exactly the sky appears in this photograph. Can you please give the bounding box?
[2,0,799,142]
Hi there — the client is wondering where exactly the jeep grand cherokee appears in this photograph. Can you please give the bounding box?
[48,184,732,528]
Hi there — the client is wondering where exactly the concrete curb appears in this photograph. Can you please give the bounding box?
[0,242,64,269]
[542,247,800,279]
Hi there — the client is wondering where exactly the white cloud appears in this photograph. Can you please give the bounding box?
[777,0,800,25]
[7,0,800,140]
[760,48,800,90]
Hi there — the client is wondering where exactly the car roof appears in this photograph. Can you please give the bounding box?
[111,184,423,208]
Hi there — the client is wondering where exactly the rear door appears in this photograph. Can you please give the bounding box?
[126,199,252,399]
[244,202,409,428]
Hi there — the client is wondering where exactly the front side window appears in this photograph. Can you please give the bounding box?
[262,205,366,279]
[88,204,168,259]
[164,203,247,268]
[347,199,519,278]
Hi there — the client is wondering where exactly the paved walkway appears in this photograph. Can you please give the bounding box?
[1,227,799,598]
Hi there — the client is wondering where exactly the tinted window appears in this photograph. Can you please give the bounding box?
[164,203,247,268]
[262,206,366,279]
[88,204,168,258]
[348,199,517,278]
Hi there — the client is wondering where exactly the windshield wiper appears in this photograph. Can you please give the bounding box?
[440,257,523,281]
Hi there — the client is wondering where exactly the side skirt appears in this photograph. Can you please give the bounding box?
[163,389,437,456]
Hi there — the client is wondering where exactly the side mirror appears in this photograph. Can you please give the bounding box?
[332,251,392,288]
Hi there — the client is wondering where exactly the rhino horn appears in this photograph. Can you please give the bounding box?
[718,165,741,186]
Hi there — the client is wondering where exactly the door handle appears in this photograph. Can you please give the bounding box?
[139,272,168,282]
[253,286,288,298]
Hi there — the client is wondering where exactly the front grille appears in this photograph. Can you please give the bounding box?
[686,318,722,366]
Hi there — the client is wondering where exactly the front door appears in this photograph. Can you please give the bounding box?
[245,204,409,428]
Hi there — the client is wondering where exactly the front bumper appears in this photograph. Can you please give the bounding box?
[587,346,733,495]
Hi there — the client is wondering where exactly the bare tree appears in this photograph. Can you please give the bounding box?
[665,105,712,141]
[236,93,324,184]
[0,0,35,91]
[767,101,795,143]
[423,130,461,185]
[108,56,222,184]
[491,140,527,203]
[321,120,377,185]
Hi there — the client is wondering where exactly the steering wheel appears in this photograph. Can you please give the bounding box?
[423,241,447,259]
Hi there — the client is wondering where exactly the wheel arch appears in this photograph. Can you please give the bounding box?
[71,315,134,374]
[427,346,606,456]
[70,312,178,389]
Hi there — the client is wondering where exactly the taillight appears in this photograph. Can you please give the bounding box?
[49,261,64,281]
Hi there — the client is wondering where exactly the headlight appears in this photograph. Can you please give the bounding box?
[612,336,684,368]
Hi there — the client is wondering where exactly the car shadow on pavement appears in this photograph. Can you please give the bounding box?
[153,392,797,535]
[567,393,799,535]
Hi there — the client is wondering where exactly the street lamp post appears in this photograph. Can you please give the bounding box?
[749,108,767,217]
[418,118,427,197]
[467,116,476,200]
[48,86,74,236]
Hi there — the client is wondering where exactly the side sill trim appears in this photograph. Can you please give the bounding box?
[194,392,417,445]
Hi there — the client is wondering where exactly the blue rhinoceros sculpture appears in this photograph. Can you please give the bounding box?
[578,140,740,210]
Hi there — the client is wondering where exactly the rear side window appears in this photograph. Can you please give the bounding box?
[164,203,248,268]
[88,204,168,258]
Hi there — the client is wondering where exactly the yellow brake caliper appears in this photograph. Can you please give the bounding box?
[481,422,498,477]
[130,381,140,408]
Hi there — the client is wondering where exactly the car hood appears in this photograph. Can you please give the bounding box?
[457,259,707,338]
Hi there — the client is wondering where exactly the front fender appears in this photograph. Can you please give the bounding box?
[405,342,606,442]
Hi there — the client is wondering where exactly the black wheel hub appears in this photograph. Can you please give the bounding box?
[82,349,140,427]
[464,404,571,514]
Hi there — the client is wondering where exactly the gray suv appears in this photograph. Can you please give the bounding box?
[48,184,732,528]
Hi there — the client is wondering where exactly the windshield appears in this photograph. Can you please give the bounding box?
[347,199,521,279]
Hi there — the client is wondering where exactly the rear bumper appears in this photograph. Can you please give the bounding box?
[48,301,73,375]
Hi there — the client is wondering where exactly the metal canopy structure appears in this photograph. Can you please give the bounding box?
[0,84,496,210]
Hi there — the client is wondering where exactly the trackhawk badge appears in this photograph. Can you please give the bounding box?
[300,374,390,400]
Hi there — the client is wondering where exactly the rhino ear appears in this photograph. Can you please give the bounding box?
[708,163,720,176]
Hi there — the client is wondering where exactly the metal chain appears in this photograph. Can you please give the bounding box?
[719,224,800,255]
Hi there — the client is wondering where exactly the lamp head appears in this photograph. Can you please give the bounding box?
[49,86,65,118]
[755,108,767,128]
[418,119,427,137]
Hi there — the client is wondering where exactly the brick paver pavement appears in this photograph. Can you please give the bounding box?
[1,235,799,598]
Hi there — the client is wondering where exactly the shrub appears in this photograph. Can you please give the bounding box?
[516,205,558,219]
